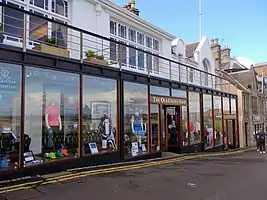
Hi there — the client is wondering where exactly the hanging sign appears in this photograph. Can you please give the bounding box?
[150,95,187,105]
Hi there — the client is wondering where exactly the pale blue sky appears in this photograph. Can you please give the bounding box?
[114,0,267,64]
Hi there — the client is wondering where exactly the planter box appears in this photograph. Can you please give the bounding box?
[32,44,69,57]
[84,57,108,66]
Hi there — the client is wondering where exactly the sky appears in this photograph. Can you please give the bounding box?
[114,0,267,64]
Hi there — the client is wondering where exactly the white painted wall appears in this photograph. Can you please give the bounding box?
[70,0,110,60]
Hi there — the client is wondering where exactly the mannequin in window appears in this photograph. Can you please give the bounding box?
[131,109,146,147]
[101,113,116,150]
[45,101,62,149]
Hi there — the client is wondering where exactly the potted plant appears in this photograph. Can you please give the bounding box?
[32,36,69,57]
[84,50,107,65]
[0,25,4,43]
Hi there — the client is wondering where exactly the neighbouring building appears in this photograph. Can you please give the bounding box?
[0,1,238,180]
[211,39,266,147]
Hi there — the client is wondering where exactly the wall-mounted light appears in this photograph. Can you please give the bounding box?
[95,3,102,16]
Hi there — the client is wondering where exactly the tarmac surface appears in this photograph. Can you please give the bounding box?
[1,150,267,200]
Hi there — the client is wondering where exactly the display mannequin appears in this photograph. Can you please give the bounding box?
[101,114,116,150]
[131,110,146,147]
[45,102,62,149]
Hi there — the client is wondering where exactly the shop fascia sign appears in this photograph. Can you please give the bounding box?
[223,114,237,120]
[150,95,187,106]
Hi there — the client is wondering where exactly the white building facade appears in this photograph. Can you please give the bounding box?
[2,0,218,89]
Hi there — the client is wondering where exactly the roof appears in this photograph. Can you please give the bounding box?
[254,62,267,67]
[185,42,199,58]
[96,0,176,40]
[229,69,258,91]
[222,57,247,71]
[220,71,250,92]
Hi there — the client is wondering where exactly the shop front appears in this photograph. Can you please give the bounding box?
[150,95,187,153]
[0,60,239,180]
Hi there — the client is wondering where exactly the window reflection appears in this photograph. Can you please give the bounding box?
[124,82,148,158]
[188,92,201,144]
[150,104,160,152]
[214,96,223,146]
[0,63,21,171]
[82,76,117,155]
[203,94,213,149]
[24,67,79,166]
[223,97,230,114]
[181,106,188,146]
[172,89,187,98]
[231,98,236,114]
[150,86,169,96]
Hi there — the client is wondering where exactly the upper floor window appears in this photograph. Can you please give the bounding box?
[146,36,152,48]
[128,28,136,42]
[30,0,49,10]
[202,59,210,86]
[118,24,127,39]
[137,32,144,45]
[2,2,24,39]
[52,0,69,18]
[110,21,117,35]
[153,39,159,51]
[189,68,194,82]
[252,96,257,114]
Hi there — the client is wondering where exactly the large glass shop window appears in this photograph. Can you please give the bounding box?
[124,82,148,158]
[0,63,21,171]
[214,96,223,146]
[150,104,159,152]
[24,67,79,166]
[223,97,230,145]
[203,94,213,149]
[82,76,117,155]
[188,92,201,144]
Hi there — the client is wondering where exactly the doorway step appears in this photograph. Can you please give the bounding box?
[162,152,179,159]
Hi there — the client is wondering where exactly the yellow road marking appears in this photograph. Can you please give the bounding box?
[0,148,252,194]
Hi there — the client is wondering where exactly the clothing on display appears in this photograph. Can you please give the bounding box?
[44,103,62,150]
[46,128,55,149]
[45,104,60,127]
[101,114,116,150]
[131,113,145,137]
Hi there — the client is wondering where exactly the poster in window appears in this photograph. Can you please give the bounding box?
[91,101,111,119]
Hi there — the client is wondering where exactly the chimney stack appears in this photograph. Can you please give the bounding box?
[221,45,231,63]
[210,38,221,71]
[123,0,140,16]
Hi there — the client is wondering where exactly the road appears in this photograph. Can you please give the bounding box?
[1,150,267,200]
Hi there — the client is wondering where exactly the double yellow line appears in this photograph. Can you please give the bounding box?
[0,148,252,194]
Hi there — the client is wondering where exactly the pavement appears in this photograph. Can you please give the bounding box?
[1,148,267,200]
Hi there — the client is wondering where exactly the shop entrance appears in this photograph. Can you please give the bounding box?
[150,95,187,153]
[161,105,182,152]
[224,118,238,149]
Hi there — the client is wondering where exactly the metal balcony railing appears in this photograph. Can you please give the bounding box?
[0,2,234,94]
